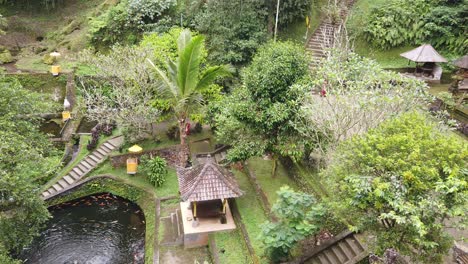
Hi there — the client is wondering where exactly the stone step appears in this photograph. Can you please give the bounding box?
[88,154,101,163]
[63,175,75,185]
[80,160,93,170]
[95,148,108,157]
[72,167,84,176]
[77,164,89,173]
[58,179,69,189]
[42,190,50,197]
[52,183,63,192]
[84,157,97,166]
[98,145,112,153]
[69,170,81,180]
[103,142,116,150]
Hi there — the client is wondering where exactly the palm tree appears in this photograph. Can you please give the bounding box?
[148,29,232,146]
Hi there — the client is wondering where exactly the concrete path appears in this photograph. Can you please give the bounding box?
[41,136,124,199]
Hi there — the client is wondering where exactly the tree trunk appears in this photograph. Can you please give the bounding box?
[266,0,275,34]
[271,155,278,178]
[178,117,189,167]
[178,118,187,145]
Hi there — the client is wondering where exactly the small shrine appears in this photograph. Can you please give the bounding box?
[177,155,243,248]
[127,145,142,174]
[452,55,468,93]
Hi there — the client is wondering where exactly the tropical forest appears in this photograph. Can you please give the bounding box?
[0,0,467,263]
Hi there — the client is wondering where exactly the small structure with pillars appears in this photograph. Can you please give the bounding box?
[177,155,243,248]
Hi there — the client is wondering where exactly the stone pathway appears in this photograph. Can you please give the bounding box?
[41,136,124,199]
[306,0,355,68]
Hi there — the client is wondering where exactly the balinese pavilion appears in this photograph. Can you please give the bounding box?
[400,44,447,82]
[177,155,243,248]
[453,55,468,93]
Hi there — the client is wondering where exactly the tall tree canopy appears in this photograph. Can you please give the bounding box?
[323,112,468,263]
[295,50,429,163]
[148,29,233,146]
[195,0,268,65]
[213,41,309,174]
[0,76,59,262]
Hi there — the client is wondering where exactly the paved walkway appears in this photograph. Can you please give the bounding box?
[41,136,124,199]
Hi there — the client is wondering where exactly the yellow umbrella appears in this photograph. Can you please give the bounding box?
[128,144,143,153]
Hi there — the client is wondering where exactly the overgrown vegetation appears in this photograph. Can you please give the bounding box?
[214,41,309,176]
[323,112,467,263]
[140,155,168,187]
[0,75,60,261]
[349,0,467,54]
[261,186,326,262]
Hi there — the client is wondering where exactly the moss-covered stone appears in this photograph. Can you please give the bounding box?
[42,54,56,65]
[0,50,13,64]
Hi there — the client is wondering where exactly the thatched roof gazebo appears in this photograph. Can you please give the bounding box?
[400,44,447,63]
[453,55,468,69]
[400,44,447,82]
[176,156,243,248]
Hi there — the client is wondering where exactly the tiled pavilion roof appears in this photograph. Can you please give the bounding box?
[177,157,243,202]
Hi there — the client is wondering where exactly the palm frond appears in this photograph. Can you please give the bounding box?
[177,29,192,57]
[177,35,204,97]
[196,64,234,91]
[147,58,178,98]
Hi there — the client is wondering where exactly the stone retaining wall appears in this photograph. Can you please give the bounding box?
[109,145,182,168]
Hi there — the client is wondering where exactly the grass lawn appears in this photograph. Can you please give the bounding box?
[232,170,269,264]
[352,39,416,69]
[214,230,253,264]
[246,157,298,204]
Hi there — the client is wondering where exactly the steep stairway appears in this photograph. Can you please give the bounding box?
[160,208,184,246]
[41,136,124,199]
[288,231,367,264]
[306,0,356,67]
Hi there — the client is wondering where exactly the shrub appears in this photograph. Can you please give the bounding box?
[140,155,168,187]
[0,50,13,64]
[166,123,179,140]
[42,54,55,65]
[362,0,429,50]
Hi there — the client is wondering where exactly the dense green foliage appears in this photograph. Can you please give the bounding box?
[324,112,467,263]
[297,50,429,160]
[148,29,232,144]
[214,41,309,163]
[0,76,60,260]
[422,2,468,54]
[276,0,312,26]
[140,155,168,187]
[79,45,161,142]
[194,0,268,65]
[355,0,467,54]
[140,27,207,70]
[260,186,326,261]
[89,0,176,49]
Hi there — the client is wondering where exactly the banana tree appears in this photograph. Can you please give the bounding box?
[148,29,233,146]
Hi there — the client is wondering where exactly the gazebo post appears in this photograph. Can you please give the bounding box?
[222,199,227,214]
[193,201,197,220]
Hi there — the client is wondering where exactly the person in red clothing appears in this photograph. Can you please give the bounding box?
[320,80,327,97]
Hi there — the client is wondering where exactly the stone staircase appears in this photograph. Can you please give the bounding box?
[306,0,356,68]
[41,136,124,199]
[288,231,367,264]
[160,208,184,246]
